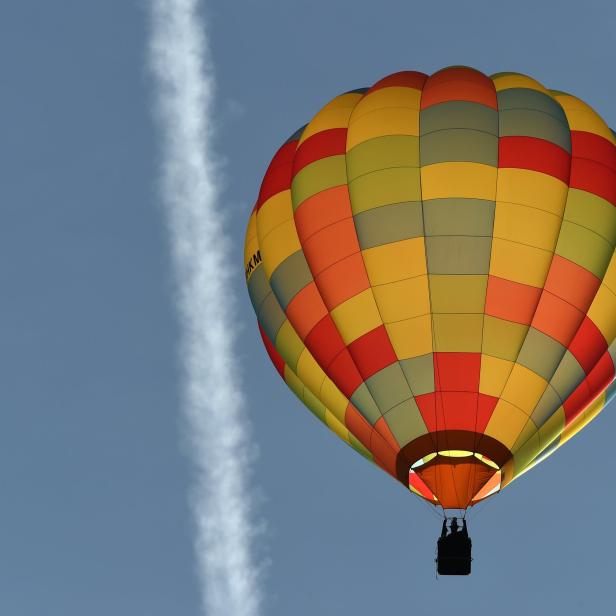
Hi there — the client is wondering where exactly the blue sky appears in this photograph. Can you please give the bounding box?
[1,1,615,615]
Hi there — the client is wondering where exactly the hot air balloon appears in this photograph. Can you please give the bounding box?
[244,67,616,574]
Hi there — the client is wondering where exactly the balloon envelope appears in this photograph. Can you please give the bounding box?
[244,67,616,509]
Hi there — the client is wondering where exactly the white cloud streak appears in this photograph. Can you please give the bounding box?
[148,1,262,614]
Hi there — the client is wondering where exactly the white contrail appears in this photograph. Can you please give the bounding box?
[148,1,262,615]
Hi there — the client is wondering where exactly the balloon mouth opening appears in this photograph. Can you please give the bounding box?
[408,451,502,508]
[410,450,500,469]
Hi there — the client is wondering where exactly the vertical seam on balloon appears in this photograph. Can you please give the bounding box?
[419,77,448,507]
[252,202,352,441]
[426,69,500,511]
[254,203,331,403]
[537,99,616,398]
[473,80,506,464]
[508,119,616,476]
[511,100,616,474]
[485,83,574,476]
[288,90,401,468]
[342,80,437,467]
[253,135,372,456]
[418,70,463,511]
[468,72,500,507]
[488,97,572,420]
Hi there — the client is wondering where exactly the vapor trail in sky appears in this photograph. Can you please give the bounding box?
[148,1,261,614]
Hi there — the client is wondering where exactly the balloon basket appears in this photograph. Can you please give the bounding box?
[436,532,472,575]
